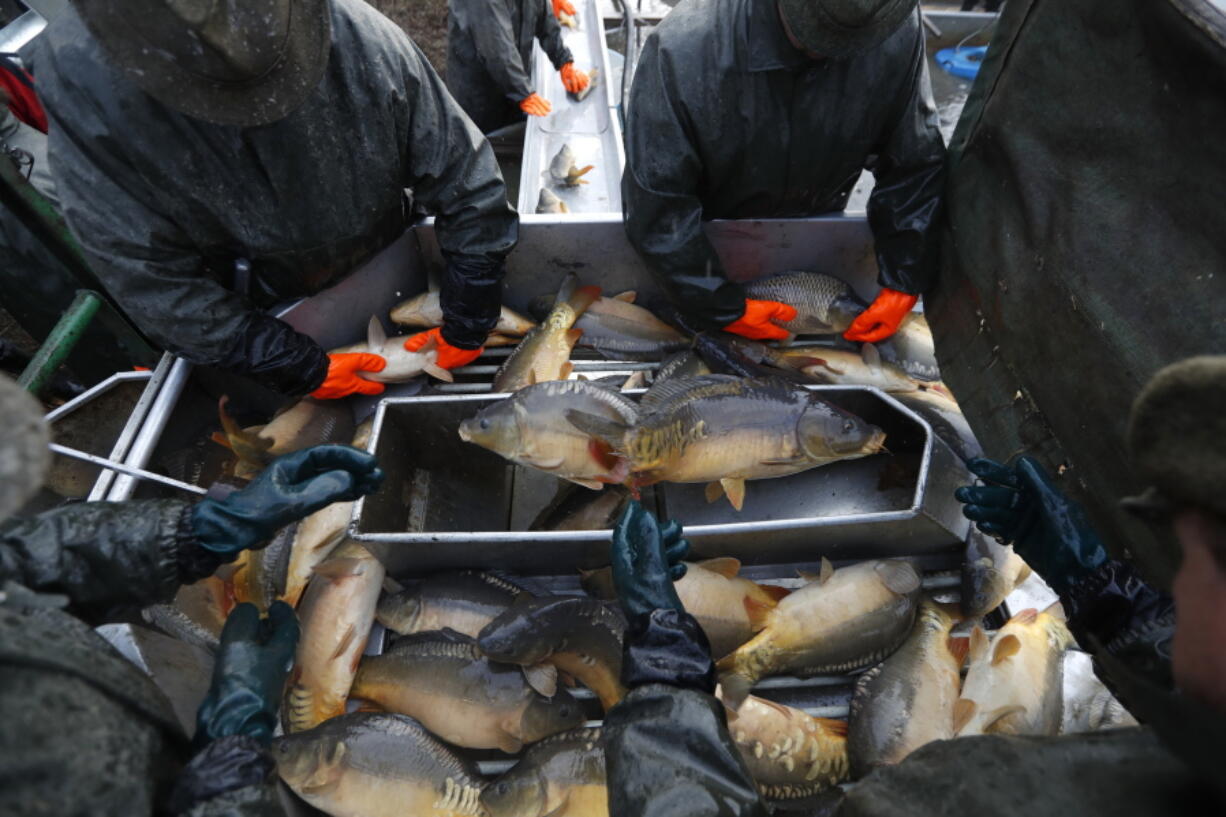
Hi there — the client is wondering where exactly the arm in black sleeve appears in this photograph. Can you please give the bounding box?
[621,34,745,329]
[603,609,770,817]
[536,0,574,70]
[169,736,284,817]
[866,12,946,296]
[456,0,536,103]
[399,38,519,349]
[0,500,224,619]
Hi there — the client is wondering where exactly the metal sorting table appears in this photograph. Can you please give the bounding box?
[518,0,624,215]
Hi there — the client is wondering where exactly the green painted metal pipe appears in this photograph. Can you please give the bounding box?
[17,290,103,396]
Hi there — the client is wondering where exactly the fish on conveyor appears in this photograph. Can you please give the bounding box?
[275,712,486,817]
[718,690,849,801]
[960,530,1032,618]
[330,316,453,383]
[481,727,606,817]
[546,144,594,187]
[954,604,1074,737]
[350,629,583,752]
[566,68,599,103]
[536,188,569,214]
[284,541,385,733]
[391,291,536,337]
[493,275,601,392]
[530,483,630,531]
[760,343,952,397]
[743,271,867,337]
[717,558,922,709]
[879,312,939,381]
[213,395,355,480]
[460,379,636,489]
[479,596,627,711]
[376,570,532,639]
[557,9,578,28]
[655,350,711,383]
[567,375,886,510]
[580,557,790,660]
[570,291,689,361]
[847,599,968,777]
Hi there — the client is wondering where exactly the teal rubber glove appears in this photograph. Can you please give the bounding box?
[955,456,1108,593]
[191,444,383,556]
[611,500,690,620]
[195,601,299,746]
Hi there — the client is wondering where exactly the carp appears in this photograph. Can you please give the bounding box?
[954,605,1074,737]
[284,542,385,732]
[227,521,295,612]
[879,312,939,381]
[493,275,601,392]
[764,343,951,397]
[274,712,486,817]
[546,144,593,187]
[571,291,689,361]
[847,599,968,776]
[568,375,886,510]
[718,691,849,800]
[579,557,790,660]
[331,316,453,383]
[655,350,711,384]
[717,558,922,709]
[391,291,535,337]
[536,188,569,214]
[460,379,637,490]
[529,483,630,531]
[960,531,1032,618]
[743,271,867,337]
[479,596,627,711]
[213,395,354,480]
[350,629,583,753]
[481,728,606,817]
[376,570,531,639]
[566,68,599,103]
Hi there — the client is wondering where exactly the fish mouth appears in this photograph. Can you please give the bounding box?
[458,422,474,442]
[866,430,889,455]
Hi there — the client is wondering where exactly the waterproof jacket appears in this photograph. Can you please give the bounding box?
[447,0,574,133]
[0,500,281,816]
[622,0,944,329]
[28,0,518,396]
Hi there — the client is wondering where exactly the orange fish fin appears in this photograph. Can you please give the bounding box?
[210,431,234,451]
[696,556,741,578]
[588,437,620,471]
[799,557,834,585]
[704,481,725,504]
[568,285,602,315]
[992,634,1022,665]
[721,477,746,511]
[947,636,971,667]
[757,583,792,602]
[613,290,636,303]
[330,625,358,661]
[559,361,574,379]
[1009,608,1039,625]
[814,717,849,737]
[743,595,774,632]
[952,699,977,733]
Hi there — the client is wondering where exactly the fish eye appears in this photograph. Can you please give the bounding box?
[480,418,491,430]
[842,420,854,433]
[495,782,510,796]
[559,705,573,718]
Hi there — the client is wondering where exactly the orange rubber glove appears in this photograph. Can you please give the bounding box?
[552,0,577,17]
[403,327,483,370]
[723,299,798,341]
[560,63,589,94]
[843,288,919,343]
[520,94,552,117]
[311,353,386,400]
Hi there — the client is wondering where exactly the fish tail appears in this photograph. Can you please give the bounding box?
[717,666,754,712]
[567,285,602,318]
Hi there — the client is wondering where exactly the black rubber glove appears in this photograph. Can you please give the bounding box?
[191,444,384,556]
[955,456,1108,593]
[195,601,299,747]
[611,500,689,620]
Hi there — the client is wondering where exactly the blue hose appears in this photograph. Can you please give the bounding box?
[936,45,988,80]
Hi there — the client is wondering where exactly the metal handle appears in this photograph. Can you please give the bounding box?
[48,443,208,496]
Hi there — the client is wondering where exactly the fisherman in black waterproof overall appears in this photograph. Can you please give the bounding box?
[0,372,385,816]
[26,0,518,402]
[621,0,945,347]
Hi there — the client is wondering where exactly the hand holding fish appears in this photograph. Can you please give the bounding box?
[191,445,384,556]
[311,352,387,399]
[560,62,590,94]
[843,288,917,343]
[724,299,798,342]
[611,500,690,620]
[403,326,482,370]
[956,456,1107,592]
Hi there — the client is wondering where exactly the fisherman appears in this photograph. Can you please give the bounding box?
[26,0,519,401]
[622,0,944,344]
[0,373,385,815]
[447,0,591,133]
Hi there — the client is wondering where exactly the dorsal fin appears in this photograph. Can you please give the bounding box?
[992,634,1022,665]
[743,595,774,631]
[612,291,636,303]
[638,374,739,413]
[367,316,387,350]
[695,557,741,578]
[860,342,882,368]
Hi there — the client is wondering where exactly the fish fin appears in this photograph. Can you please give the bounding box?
[568,285,603,316]
[588,437,623,471]
[559,201,569,213]
[568,478,604,490]
[1009,607,1040,625]
[366,315,387,350]
[209,431,233,450]
[695,557,741,578]
[613,290,636,303]
[497,733,524,754]
[704,481,725,504]
[874,560,921,595]
[992,634,1022,665]
[565,328,585,347]
[815,717,849,737]
[721,477,746,511]
[932,599,966,623]
[563,409,629,447]
[860,342,882,368]
[526,368,538,386]
[523,662,559,697]
[569,165,595,184]
[947,636,971,667]
[553,274,578,306]
[559,671,578,687]
[798,557,834,585]
[717,664,753,712]
[759,455,807,466]
[968,626,990,663]
[1042,600,1067,621]
[982,705,1026,733]
[350,698,384,713]
[330,624,358,661]
[559,360,574,379]
[620,370,647,391]
[743,595,774,632]
[779,332,795,347]
[424,363,455,382]
[523,454,566,469]
[952,699,977,733]
[312,557,366,580]
[757,583,792,602]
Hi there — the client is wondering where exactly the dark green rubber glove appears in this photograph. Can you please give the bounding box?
[955,456,1108,593]
[611,500,690,620]
[191,444,384,556]
[195,601,299,746]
